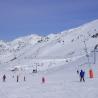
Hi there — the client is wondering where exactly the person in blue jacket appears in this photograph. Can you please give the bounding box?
[80,70,85,82]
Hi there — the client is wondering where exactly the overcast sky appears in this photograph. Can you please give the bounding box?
[0,0,98,41]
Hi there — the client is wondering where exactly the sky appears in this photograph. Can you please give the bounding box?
[0,0,98,41]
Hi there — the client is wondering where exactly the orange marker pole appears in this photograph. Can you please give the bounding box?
[89,69,94,78]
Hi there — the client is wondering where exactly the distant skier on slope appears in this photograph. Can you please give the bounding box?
[80,70,85,82]
[77,70,79,74]
[24,76,26,81]
[3,74,6,82]
[42,77,45,83]
[17,75,19,82]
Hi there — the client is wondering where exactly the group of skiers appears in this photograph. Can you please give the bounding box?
[1,69,87,83]
[2,74,46,83]
[2,70,85,83]
[2,74,26,82]
[77,69,85,82]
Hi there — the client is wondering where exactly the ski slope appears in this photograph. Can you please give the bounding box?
[0,19,98,98]
[0,54,98,98]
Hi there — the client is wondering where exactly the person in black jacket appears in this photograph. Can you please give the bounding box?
[3,74,6,82]
[24,76,26,81]
[17,75,19,82]
[77,70,79,74]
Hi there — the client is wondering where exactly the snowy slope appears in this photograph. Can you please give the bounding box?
[0,20,98,98]
[0,49,98,98]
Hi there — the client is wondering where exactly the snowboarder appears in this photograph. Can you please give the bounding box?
[3,74,6,82]
[80,70,85,82]
[17,75,19,82]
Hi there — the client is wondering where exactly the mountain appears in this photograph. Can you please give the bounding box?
[0,19,98,98]
[0,19,98,71]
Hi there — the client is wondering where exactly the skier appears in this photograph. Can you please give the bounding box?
[24,76,26,81]
[17,75,19,82]
[80,70,85,82]
[77,70,79,74]
[3,74,6,82]
[42,77,45,83]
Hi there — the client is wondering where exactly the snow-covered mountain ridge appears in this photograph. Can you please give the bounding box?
[0,19,98,70]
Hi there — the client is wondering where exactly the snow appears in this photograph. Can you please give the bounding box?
[0,19,98,98]
[0,55,98,98]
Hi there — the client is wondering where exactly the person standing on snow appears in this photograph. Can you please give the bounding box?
[17,75,19,82]
[3,74,6,82]
[80,70,85,82]
[77,70,79,74]
[42,77,45,83]
[24,76,26,82]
